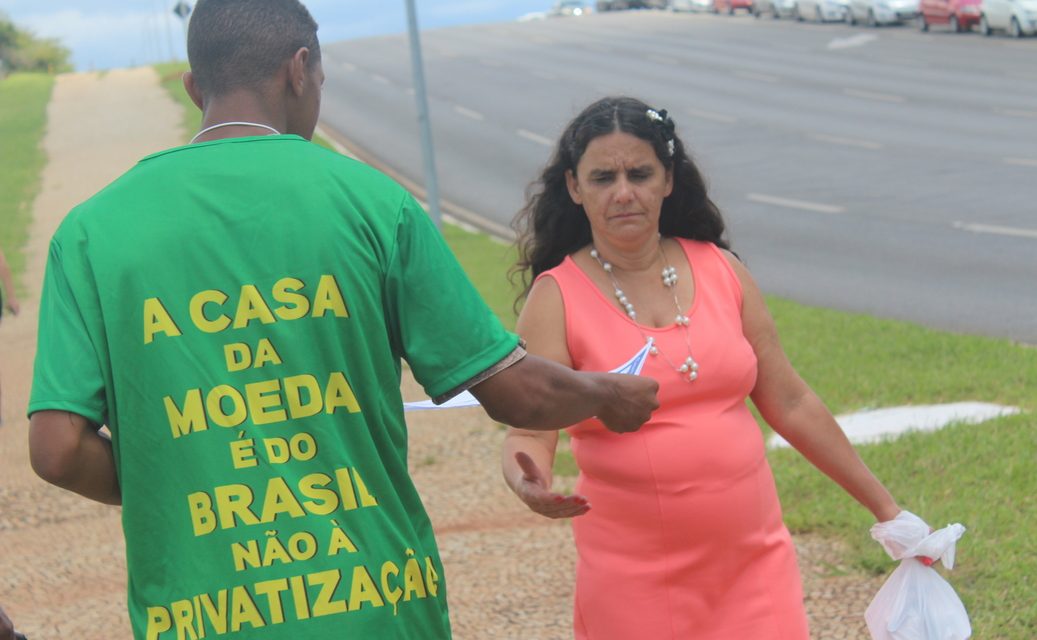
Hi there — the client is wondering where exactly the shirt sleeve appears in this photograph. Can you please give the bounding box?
[28,238,108,424]
[383,194,519,401]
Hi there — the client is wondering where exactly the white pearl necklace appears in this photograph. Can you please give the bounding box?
[590,241,700,382]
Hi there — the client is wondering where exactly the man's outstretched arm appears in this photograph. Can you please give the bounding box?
[29,410,121,505]
[469,353,658,433]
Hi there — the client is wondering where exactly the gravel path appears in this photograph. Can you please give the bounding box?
[0,68,881,639]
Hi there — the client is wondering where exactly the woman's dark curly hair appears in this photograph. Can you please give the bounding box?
[511,96,730,307]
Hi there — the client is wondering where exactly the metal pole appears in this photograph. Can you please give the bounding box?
[404,0,442,228]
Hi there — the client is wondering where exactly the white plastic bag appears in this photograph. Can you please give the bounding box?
[865,511,972,640]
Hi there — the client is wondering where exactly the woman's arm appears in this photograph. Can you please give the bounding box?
[499,276,591,518]
[726,252,900,522]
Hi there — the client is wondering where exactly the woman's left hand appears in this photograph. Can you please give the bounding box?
[512,451,591,519]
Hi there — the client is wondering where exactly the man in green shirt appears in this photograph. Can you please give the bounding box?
[27,1,657,638]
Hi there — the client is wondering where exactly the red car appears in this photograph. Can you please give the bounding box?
[918,0,982,30]
[714,0,755,12]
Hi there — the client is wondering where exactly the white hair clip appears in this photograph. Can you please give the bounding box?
[667,139,675,157]
[646,109,664,123]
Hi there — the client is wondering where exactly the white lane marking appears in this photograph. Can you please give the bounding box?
[954,221,1037,240]
[808,133,883,150]
[532,70,558,80]
[843,88,905,103]
[372,74,390,85]
[994,108,1037,119]
[453,105,485,121]
[747,193,846,214]
[735,70,780,83]
[647,54,675,65]
[1004,157,1037,167]
[517,128,554,147]
[686,108,737,124]
[342,62,357,72]
[827,33,878,50]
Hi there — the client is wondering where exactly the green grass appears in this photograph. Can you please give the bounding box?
[154,62,201,143]
[763,300,1037,637]
[0,73,55,289]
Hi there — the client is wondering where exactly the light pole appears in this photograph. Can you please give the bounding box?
[403,0,442,228]
[173,1,191,55]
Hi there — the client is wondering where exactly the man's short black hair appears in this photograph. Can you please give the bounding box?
[188,0,320,97]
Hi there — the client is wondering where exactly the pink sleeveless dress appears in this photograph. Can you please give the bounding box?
[539,239,809,640]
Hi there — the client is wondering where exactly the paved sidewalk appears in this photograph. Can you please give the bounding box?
[0,68,881,639]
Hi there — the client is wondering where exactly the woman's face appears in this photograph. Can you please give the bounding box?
[566,131,673,246]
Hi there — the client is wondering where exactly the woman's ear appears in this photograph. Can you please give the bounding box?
[565,169,583,205]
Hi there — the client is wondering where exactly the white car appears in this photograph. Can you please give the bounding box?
[795,0,848,20]
[846,0,920,24]
[551,0,592,15]
[979,0,1037,35]
[672,0,714,10]
[752,0,799,18]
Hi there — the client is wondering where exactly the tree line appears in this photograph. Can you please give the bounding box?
[1,11,72,75]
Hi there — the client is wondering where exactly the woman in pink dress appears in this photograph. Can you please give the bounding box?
[502,96,905,639]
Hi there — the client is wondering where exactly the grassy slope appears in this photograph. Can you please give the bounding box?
[0,73,55,289]
[153,64,1036,637]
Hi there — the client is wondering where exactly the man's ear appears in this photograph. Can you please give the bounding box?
[287,47,310,97]
[183,71,204,111]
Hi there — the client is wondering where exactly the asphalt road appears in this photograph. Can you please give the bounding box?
[318,11,1037,343]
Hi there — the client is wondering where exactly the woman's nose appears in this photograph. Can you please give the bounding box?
[614,177,634,203]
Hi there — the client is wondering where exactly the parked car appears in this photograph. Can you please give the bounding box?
[918,0,981,30]
[551,0,592,15]
[795,0,848,20]
[672,0,715,10]
[846,0,920,24]
[713,0,755,13]
[597,0,668,9]
[979,0,1037,35]
[752,0,799,17]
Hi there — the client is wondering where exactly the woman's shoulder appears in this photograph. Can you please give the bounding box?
[534,251,588,286]
[675,238,740,266]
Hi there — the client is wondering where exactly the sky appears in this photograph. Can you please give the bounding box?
[0,1,552,72]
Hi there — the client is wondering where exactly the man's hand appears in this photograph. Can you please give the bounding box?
[511,452,590,519]
[591,373,659,434]
[473,353,659,432]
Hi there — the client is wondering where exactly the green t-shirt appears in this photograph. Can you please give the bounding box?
[29,136,518,639]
